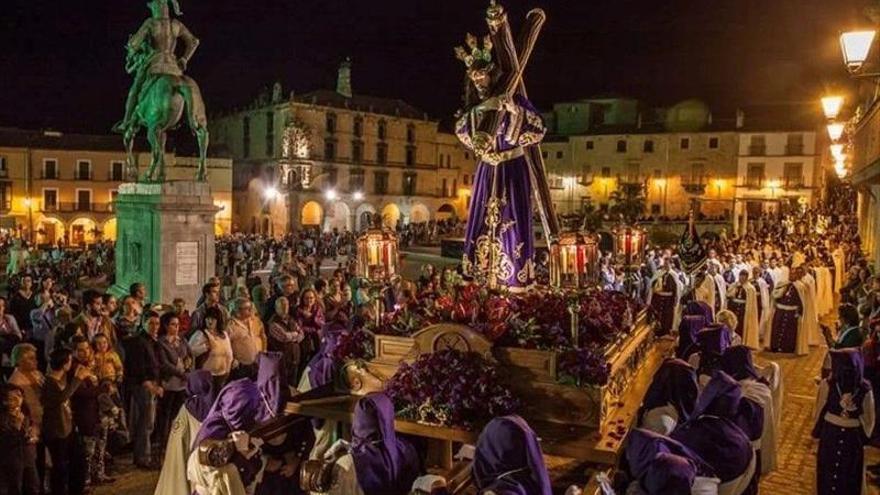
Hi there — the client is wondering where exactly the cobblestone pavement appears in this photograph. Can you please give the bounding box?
[757,346,880,495]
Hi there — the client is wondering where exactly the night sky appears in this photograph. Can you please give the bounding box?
[0,0,870,133]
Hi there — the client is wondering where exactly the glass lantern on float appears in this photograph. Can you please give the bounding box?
[549,221,600,290]
[356,214,399,282]
[613,223,646,269]
[613,223,647,300]
[356,214,399,327]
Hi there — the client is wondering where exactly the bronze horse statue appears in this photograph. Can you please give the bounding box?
[122,44,209,182]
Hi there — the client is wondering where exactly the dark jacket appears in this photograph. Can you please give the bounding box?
[70,364,101,437]
[41,376,82,440]
[123,332,162,387]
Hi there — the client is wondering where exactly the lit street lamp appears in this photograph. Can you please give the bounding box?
[653,177,668,215]
[353,191,364,201]
[767,179,780,199]
[841,30,877,72]
[713,178,724,199]
[324,189,338,201]
[263,186,279,200]
[822,96,845,119]
[830,144,846,161]
[827,122,845,142]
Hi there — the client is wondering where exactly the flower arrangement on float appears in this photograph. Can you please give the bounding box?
[384,349,520,429]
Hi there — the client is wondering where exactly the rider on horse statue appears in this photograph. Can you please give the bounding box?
[113,0,209,182]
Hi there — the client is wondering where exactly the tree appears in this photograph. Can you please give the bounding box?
[609,183,647,223]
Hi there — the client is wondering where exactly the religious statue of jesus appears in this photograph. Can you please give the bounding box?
[454,3,551,290]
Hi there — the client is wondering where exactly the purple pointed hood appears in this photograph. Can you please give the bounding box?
[638,358,698,423]
[194,378,261,446]
[256,351,287,423]
[184,369,216,422]
[625,428,713,482]
[691,370,742,420]
[720,345,764,383]
[830,348,871,395]
[642,452,697,495]
[685,301,714,323]
[351,393,421,495]
[473,415,553,495]
[696,324,732,356]
[307,329,344,388]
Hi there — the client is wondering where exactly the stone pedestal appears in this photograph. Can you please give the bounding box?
[111,181,218,310]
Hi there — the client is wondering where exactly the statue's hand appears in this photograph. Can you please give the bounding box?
[178,57,188,71]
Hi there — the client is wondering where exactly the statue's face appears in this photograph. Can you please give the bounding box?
[468,64,495,100]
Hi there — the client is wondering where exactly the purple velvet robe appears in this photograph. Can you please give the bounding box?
[456,94,546,289]
[638,358,699,427]
[651,272,680,336]
[727,284,749,339]
[351,393,422,495]
[473,415,553,495]
[694,324,733,378]
[625,428,715,494]
[677,315,707,360]
[671,371,754,484]
[193,352,286,486]
[770,282,803,353]
[813,349,873,495]
[184,369,217,423]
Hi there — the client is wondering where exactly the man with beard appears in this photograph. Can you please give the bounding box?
[648,259,684,337]
[72,290,113,345]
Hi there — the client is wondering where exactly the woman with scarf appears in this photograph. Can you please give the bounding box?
[637,358,699,435]
[813,349,875,494]
[721,346,778,475]
[671,371,756,495]
[155,370,217,495]
[623,428,719,495]
[472,415,552,495]
[317,393,423,495]
[188,352,287,495]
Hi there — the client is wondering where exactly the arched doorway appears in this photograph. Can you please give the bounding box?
[103,218,118,241]
[355,203,377,231]
[325,202,352,232]
[381,203,401,229]
[38,218,65,246]
[410,203,430,224]
[436,203,456,221]
[301,201,323,227]
[70,217,99,245]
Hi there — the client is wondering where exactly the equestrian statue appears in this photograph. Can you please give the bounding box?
[113,0,209,182]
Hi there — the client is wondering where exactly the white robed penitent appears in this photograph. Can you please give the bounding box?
[790,280,811,356]
[754,278,772,347]
[156,407,204,495]
[739,378,778,474]
[800,273,821,347]
[740,283,760,350]
[695,275,717,318]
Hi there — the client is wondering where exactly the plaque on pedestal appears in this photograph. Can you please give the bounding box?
[110,181,218,310]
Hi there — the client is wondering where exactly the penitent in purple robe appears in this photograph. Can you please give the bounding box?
[625,428,716,495]
[770,282,803,353]
[193,352,286,487]
[727,284,749,339]
[813,349,875,495]
[671,371,754,487]
[184,369,218,423]
[650,271,681,336]
[456,94,546,290]
[473,415,553,495]
[351,393,422,495]
[638,358,699,427]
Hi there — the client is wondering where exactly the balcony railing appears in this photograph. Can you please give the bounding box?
[785,144,805,155]
[680,179,708,195]
[40,202,114,213]
[746,176,765,189]
[1,199,10,211]
[41,172,60,180]
[782,176,806,189]
[748,145,766,156]
[74,171,93,180]
[0,169,8,178]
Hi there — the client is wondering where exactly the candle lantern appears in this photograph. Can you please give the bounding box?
[550,228,599,289]
[356,214,399,282]
[613,223,646,268]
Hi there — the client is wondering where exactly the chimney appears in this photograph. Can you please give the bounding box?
[336,57,352,98]
[735,108,745,129]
